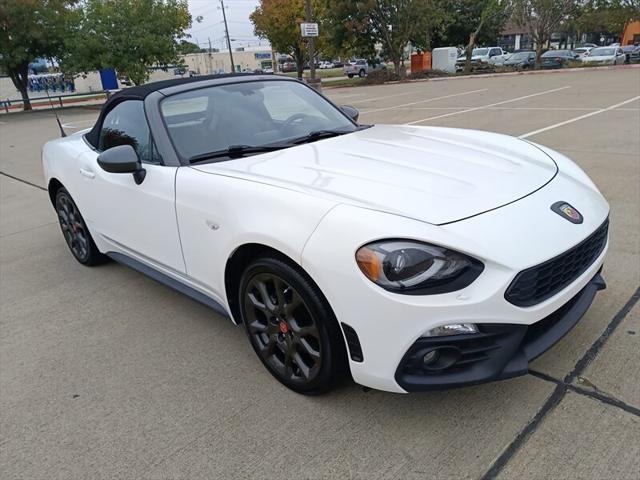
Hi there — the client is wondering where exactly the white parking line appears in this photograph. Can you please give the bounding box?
[347,89,427,105]
[519,95,640,138]
[360,89,488,114]
[405,86,572,125]
[405,106,640,111]
[61,119,95,129]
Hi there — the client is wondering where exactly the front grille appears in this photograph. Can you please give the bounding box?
[505,220,608,307]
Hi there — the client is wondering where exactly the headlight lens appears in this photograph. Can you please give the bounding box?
[355,240,484,294]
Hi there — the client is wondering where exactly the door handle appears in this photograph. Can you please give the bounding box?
[80,168,95,179]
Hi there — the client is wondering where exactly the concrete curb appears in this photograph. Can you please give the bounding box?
[323,64,640,90]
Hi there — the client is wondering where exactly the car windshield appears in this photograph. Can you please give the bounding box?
[511,52,533,59]
[160,80,357,162]
[472,48,488,56]
[590,47,615,56]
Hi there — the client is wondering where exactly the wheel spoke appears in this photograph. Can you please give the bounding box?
[248,319,268,334]
[297,337,320,360]
[284,290,302,316]
[247,291,271,317]
[292,352,311,379]
[272,277,287,309]
[289,317,319,339]
[255,280,276,313]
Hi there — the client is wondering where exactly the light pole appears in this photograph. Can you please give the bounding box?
[304,0,316,81]
[219,0,235,72]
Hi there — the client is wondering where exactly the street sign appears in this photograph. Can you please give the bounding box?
[301,22,319,37]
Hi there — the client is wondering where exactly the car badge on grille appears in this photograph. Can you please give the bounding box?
[551,201,583,224]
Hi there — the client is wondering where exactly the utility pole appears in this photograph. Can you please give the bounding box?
[304,0,316,81]
[219,0,235,73]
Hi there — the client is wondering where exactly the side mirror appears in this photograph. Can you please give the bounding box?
[340,105,359,123]
[97,144,146,185]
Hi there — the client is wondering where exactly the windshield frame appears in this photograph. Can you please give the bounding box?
[158,77,359,165]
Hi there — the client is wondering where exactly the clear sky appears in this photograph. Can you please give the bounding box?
[186,0,268,51]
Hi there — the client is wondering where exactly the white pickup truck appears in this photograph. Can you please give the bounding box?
[456,47,508,71]
[343,59,387,78]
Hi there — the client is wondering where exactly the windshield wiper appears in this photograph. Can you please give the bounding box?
[188,144,291,164]
[290,129,352,145]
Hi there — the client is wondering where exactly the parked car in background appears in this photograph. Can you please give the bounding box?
[541,50,579,69]
[622,45,640,63]
[573,46,594,58]
[343,59,386,78]
[456,47,508,71]
[504,51,536,69]
[319,61,335,69]
[582,46,626,65]
[280,62,297,73]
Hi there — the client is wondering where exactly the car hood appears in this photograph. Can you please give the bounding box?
[191,125,558,225]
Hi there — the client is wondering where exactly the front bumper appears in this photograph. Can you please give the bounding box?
[395,272,605,391]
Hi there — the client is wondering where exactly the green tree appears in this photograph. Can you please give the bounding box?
[575,0,640,39]
[177,39,205,55]
[0,0,76,110]
[251,0,326,79]
[323,0,448,77]
[63,0,191,85]
[513,0,578,68]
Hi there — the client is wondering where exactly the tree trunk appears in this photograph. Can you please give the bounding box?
[294,49,304,80]
[465,32,476,74]
[535,40,544,70]
[393,59,402,78]
[8,63,32,111]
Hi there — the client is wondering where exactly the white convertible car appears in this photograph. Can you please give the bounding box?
[43,75,609,394]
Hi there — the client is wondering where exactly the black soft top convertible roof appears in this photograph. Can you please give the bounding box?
[85,73,276,148]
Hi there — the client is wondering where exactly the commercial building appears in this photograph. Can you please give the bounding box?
[181,47,274,75]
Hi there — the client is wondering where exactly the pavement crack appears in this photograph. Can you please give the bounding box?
[480,286,640,480]
[0,171,47,191]
[564,285,640,384]
[528,370,640,418]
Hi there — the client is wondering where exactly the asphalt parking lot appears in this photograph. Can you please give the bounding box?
[1,67,639,479]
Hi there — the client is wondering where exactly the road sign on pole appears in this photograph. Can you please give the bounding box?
[300,23,319,37]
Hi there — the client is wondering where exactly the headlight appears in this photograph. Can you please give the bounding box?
[355,240,484,294]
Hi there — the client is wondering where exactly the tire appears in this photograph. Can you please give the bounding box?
[239,255,348,395]
[55,187,107,266]
[347,74,354,78]
[358,69,366,78]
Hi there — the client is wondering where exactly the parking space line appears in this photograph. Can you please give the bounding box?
[347,89,427,105]
[405,86,571,125]
[519,95,640,139]
[360,89,488,114]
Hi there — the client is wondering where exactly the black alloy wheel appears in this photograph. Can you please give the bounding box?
[55,188,106,266]
[239,256,347,394]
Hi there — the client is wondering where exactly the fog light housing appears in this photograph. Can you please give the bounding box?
[424,323,478,337]
[422,349,440,366]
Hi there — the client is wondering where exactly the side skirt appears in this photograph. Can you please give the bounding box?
[107,252,231,319]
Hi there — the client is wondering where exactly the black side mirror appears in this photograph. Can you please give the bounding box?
[97,144,146,185]
[341,105,359,123]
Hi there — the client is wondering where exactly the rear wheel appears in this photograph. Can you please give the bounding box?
[239,255,347,394]
[358,69,366,78]
[347,74,354,78]
[55,188,106,266]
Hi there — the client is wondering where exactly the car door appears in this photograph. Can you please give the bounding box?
[76,99,186,274]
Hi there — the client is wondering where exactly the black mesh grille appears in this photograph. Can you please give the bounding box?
[505,220,608,307]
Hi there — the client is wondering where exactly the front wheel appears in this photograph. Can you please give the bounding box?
[55,188,107,266]
[358,69,366,78]
[239,255,347,394]
[347,74,354,78]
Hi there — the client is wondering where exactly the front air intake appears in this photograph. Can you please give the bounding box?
[341,323,364,362]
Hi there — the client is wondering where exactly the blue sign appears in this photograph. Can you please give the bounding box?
[254,52,272,60]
